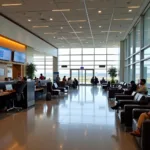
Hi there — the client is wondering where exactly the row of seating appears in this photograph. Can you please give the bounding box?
[114,92,150,150]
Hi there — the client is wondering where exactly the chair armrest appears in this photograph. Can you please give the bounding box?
[118,100,139,105]
[116,95,134,101]
[141,120,150,150]
[124,105,150,127]
[132,109,150,119]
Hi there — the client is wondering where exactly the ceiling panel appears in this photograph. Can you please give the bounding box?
[0,0,145,48]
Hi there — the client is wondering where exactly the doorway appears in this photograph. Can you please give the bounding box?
[70,69,94,85]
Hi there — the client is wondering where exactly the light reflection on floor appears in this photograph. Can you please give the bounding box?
[0,86,139,150]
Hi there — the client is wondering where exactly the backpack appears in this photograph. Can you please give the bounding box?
[46,92,51,101]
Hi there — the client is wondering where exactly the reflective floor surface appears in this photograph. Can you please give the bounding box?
[0,86,139,150]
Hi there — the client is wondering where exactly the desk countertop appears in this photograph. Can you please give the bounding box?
[35,88,44,92]
[0,91,15,97]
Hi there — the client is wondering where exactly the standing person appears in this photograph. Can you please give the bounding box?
[56,75,60,86]
[131,111,150,137]
[39,74,45,80]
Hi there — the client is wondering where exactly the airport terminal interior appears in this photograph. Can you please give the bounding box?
[0,0,150,150]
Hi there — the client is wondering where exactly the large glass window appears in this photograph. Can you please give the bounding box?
[33,55,53,80]
[83,48,94,54]
[135,22,141,52]
[130,32,133,55]
[144,8,150,47]
[135,63,140,83]
[58,48,120,80]
[144,47,150,59]
[144,59,150,93]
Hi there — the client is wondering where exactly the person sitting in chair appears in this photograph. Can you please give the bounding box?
[136,79,147,94]
[131,111,150,137]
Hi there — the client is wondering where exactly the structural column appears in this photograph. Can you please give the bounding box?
[120,41,125,81]
[53,56,58,73]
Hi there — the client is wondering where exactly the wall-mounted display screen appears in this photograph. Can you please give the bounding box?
[14,51,26,63]
[0,47,12,61]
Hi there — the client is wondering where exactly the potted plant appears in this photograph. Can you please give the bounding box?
[26,63,36,79]
[108,67,117,84]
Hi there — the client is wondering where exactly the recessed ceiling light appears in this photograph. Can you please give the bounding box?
[32,26,49,28]
[60,27,63,29]
[53,36,56,38]
[99,26,102,28]
[79,26,83,29]
[68,20,86,23]
[128,9,132,12]
[52,9,70,12]
[2,3,22,6]
[120,32,122,34]
[28,19,32,22]
[114,18,133,21]
[50,18,53,21]
[128,6,140,9]
[98,10,102,14]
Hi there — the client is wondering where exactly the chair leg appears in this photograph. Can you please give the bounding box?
[7,99,22,112]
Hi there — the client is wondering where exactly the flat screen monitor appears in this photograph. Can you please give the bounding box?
[14,51,26,63]
[5,84,13,91]
[0,47,12,61]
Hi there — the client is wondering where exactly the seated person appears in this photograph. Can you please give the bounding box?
[124,81,137,95]
[131,112,150,137]
[39,74,45,80]
[95,76,99,85]
[100,77,106,84]
[63,76,67,82]
[136,79,147,94]
[72,78,79,88]
[111,79,147,110]
[67,77,73,86]
[91,77,94,85]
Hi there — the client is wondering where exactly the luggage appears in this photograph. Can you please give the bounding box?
[46,92,51,101]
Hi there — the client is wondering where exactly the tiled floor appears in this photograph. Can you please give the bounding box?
[0,86,139,150]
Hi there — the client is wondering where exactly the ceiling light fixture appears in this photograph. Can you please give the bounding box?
[98,10,102,14]
[79,26,83,29]
[101,31,124,33]
[2,3,22,6]
[128,9,132,12]
[114,18,133,21]
[32,26,49,28]
[128,6,140,9]
[50,18,53,21]
[99,26,102,28]
[44,32,57,35]
[53,36,56,38]
[60,27,63,29]
[28,19,32,22]
[52,9,70,12]
[70,32,83,34]
[68,20,86,23]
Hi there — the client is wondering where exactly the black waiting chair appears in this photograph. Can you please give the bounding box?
[7,82,27,112]
[47,82,60,96]
[53,83,68,93]
[132,108,150,150]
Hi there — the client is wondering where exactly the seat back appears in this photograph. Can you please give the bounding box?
[133,93,140,101]
[136,94,145,102]
[53,83,58,89]
[47,82,53,92]
[131,91,136,96]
